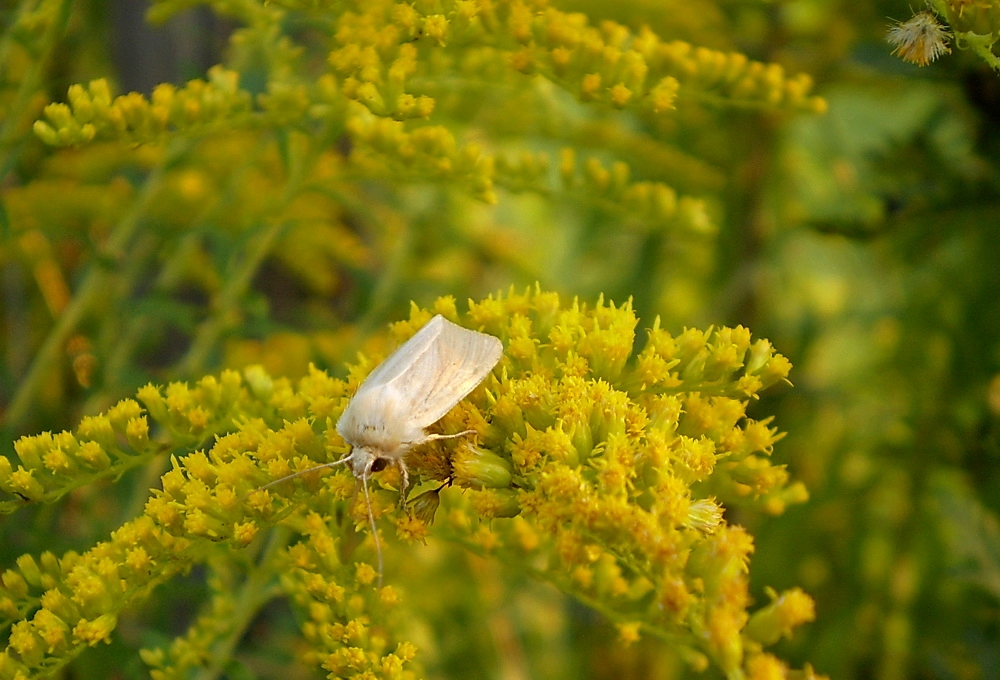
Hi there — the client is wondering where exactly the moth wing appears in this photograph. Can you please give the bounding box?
[349,315,503,430]
[354,315,452,390]
[406,319,502,426]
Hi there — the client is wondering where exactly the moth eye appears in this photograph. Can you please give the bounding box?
[371,458,388,473]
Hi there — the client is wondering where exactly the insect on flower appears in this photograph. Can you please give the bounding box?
[260,314,504,579]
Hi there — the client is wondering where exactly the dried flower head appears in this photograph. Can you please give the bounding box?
[887,11,952,66]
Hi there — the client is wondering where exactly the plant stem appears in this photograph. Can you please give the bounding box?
[3,139,192,431]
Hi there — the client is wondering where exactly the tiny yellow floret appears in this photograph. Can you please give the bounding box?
[72,614,117,645]
[618,621,642,645]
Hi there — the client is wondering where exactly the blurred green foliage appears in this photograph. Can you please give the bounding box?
[1,0,1000,678]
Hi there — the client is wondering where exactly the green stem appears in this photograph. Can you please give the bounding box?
[3,139,192,431]
[959,31,1000,70]
[172,144,293,377]
[195,527,291,680]
[96,137,271,396]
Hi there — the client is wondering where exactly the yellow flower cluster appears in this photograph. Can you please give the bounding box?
[1,288,819,678]
[33,0,824,232]
[1,400,151,508]
[345,114,499,203]
[33,67,252,146]
[0,514,188,679]
[326,0,824,116]
[941,0,1000,34]
[0,372,255,513]
[401,289,814,674]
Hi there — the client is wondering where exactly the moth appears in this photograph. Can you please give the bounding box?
[336,313,503,488]
[260,314,503,577]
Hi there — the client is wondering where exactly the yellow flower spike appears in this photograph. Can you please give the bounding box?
[746,587,816,646]
[105,399,143,430]
[1,571,28,600]
[41,448,73,475]
[687,498,723,534]
[707,605,745,675]
[394,513,431,542]
[508,429,543,472]
[617,621,642,645]
[355,563,378,587]
[673,436,717,483]
[38,589,80,627]
[378,585,401,607]
[689,525,755,599]
[647,393,683,431]
[71,613,117,646]
[380,652,408,679]
[745,652,787,680]
[344,618,368,646]
[510,516,541,552]
[506,320,539,364]
[8,620,45,667]
[182,452,214,485]
[469,488,521,519]
[743,418,782,455]
[580,72,603,100]
[422,14,449,46]
[510,379,557,431]
[183,508,226,539]
[12,434,47,471]
[123,547,152,574]
[150,83,176,126]
[0,454,13,486]
[596,437,632,494]
[34,609,70,654]
[571,565,593,589]
[472,524,500,552]
[136,383,167,422]
[213,484,241,516]
[7,469,45,501]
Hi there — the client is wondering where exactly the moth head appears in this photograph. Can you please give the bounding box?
[349,447,379,479]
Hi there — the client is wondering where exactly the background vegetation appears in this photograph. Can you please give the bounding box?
[1,0,999,678]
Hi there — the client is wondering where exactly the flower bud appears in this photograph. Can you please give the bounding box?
[408,489,441,525]
[453,448,513,489]
[745,587,816,645]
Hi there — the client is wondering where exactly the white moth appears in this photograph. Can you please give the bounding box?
[335,314,504,488]
[260,314,503,579]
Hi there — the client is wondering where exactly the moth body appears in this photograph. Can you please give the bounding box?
[336,387,426,486]
[257,314,503,582]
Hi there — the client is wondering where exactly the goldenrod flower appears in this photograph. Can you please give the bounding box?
[0,289,817,678]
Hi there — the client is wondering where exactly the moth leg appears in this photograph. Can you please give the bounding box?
[396,458,410,506]
[424,429,476,442]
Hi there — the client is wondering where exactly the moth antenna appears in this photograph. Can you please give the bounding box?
[254,452,354,493]
[359,468,384,588]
